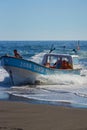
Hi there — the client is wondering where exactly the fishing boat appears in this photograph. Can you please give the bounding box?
[0,52,82,85]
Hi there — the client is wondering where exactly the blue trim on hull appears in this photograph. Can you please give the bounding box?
[1,56,80,75]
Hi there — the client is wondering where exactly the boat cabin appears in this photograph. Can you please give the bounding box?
[42,53,80,70]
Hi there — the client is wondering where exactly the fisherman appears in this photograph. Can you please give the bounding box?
[45,62,50,68]
[14,49,22,58]
[53,59,61,69]
[61,60,72,69]
[61,60,68,69]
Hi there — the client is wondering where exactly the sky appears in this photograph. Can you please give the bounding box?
[0,0,87,41]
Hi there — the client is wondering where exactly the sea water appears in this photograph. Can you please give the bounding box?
[0,41,87,108]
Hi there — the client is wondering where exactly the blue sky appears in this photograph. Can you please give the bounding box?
[0,0,87,40]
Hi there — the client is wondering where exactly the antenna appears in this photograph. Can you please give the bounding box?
[49,44,55,53]
[77,40,80,50]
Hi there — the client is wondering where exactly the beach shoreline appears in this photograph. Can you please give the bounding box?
[0,100,87,130]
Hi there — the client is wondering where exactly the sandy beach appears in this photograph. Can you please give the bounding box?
[0,101,87,130]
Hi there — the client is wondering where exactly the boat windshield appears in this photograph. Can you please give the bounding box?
[47,55,58,66]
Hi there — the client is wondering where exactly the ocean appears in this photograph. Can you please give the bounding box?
[0,41,87,108]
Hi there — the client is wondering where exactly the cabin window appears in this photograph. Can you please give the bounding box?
[61,57,69,62]
[47,56,58,66]
[73,57,79,65]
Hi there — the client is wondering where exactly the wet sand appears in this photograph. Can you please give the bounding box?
[0,101,87,130]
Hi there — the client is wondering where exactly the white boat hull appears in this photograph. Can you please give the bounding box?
[4,66,42,85]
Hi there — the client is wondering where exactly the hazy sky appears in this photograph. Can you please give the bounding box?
[0,0,87,40]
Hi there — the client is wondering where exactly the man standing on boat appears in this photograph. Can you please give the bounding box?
[14,49,22,58]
